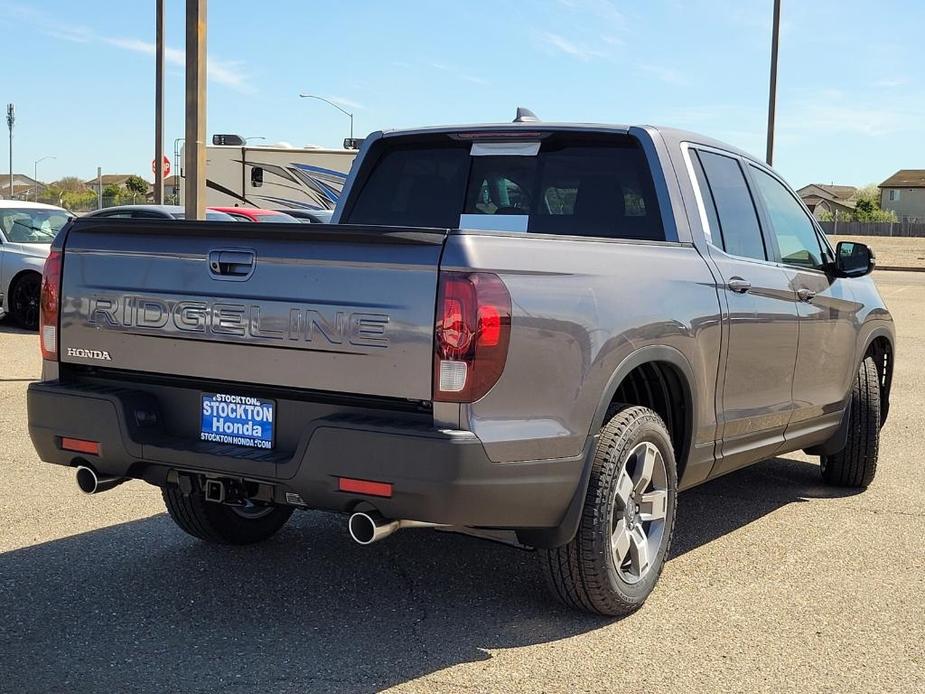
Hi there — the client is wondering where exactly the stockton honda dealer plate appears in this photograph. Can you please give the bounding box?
[200,393,275,449]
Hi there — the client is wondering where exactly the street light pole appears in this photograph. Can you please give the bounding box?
[766,0,782,166]
[6,104,13,200]
[244,136,267,143]
[33,156,55,201]
[299,94,354,140]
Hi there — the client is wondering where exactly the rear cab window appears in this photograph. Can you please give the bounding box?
[344,133,665,241]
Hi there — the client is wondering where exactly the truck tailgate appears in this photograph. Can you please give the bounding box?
[58,219,445,400]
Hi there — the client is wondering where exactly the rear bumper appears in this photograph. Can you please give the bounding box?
[27,381,583,529]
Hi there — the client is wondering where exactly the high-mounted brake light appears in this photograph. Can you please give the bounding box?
[434,272,511,403]
[39,249,63,361]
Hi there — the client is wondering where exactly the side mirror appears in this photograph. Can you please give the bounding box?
[835,241,875,278]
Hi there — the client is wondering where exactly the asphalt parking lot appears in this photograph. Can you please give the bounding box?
[1,272,923,694]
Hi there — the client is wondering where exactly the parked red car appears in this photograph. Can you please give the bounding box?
[209,207,300,223]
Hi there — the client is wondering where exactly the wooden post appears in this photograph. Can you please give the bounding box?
[154,0,165,204]
[184,0,207,220]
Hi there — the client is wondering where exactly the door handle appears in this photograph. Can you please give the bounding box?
[797,288,816,303]
[727,277,752,294]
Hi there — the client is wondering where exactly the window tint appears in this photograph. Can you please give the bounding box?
[465,157,533,215]
[347,137,664,240]
[348,145,471,228]
[750,166,824,269]
[696,151,766,260]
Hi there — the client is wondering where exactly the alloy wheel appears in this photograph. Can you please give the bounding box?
[609,441,670,584]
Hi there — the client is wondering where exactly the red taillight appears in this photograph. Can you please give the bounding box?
[434,272,511,403]
[39,249,63,361]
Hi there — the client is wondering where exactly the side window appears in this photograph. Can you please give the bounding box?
[251,166,264,188]
[750,166,824,269]
[696,150,766,261]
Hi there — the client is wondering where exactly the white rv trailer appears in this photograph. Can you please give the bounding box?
[179,138,358,210]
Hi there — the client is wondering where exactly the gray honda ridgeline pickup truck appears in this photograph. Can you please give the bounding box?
[28,118,894,616]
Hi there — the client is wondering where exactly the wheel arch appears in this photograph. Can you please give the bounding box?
[519,345,696,549]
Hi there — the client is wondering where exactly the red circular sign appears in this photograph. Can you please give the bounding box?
[152,155,171,177]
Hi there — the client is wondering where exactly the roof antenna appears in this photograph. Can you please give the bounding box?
[513,107,540,123]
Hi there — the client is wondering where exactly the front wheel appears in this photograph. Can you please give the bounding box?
[162,486,293,545]
[541,405,678,616]
[821,356,881,488]
[10,272,42,330]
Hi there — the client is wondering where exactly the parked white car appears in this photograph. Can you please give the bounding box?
[0,202,73,329]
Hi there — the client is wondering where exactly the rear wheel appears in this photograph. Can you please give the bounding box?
[10,272,41,330]
[541,405,678,616]
[821,356,881,488]
[162,486,293,545]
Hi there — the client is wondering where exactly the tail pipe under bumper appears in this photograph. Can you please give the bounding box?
[347,510,445,545]
[75,465,127,495]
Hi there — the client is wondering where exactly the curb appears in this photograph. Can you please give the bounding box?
[877,266,925,273]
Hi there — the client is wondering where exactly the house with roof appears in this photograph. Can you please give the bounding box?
[0,173,46,200]
[796,184,857,220]
[879,170,925,222]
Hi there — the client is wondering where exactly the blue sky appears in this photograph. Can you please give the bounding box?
[1,0,922,188]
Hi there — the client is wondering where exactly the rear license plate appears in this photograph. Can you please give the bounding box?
[200,393,275,450]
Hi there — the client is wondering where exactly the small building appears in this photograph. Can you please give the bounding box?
[0,174,46,200]
[796,184,857,220]
[878,170,925,222]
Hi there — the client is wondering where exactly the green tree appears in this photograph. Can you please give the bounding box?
[52,176,87,194]
[851,184,897,222]
[60,189,98,212]
[124,175,148,203]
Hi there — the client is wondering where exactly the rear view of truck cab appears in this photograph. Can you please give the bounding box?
[27,117,892,616]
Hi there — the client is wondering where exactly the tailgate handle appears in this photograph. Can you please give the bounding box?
[208,249,255,280]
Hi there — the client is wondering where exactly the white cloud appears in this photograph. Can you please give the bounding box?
[557,0,625,25]
[540,32,606,61]
[874,77,910,89]
[461,74,489,86]
[639,64,687,86]
[2,3,253,93]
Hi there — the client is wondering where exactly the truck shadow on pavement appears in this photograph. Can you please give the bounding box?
[0,318,34,335]
[0,456,861,693]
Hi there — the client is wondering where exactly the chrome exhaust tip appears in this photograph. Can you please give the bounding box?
[75,466,126,495]
[348,511,399,545]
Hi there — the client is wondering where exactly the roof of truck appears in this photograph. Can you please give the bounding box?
[373,121,762,166]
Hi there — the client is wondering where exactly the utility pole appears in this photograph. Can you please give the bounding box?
[97,166,102,209]
[154,0,166,204]
[765,0,781,166]
[6,104,13,199]
[184,0,207,220]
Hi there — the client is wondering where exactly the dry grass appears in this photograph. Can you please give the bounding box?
[828,234,925,269]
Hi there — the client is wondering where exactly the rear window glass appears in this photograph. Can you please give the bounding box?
[346,136,664,240]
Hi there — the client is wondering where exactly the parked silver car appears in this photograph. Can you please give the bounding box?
[0,202,73,329]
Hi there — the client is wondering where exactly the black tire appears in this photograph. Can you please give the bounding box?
[821,356,881,488]
[540,405,678,616]
[162,486,293,545]
[10,272,42,330]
